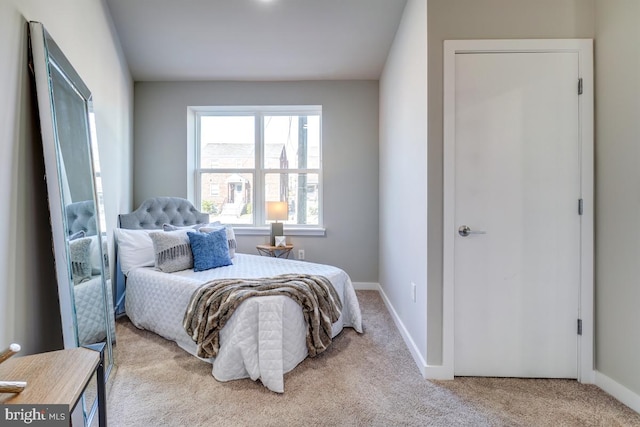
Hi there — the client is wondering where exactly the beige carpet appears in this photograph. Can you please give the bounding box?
[107,291,640,426]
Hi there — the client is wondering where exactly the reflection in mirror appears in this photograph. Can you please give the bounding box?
[29,21,115,426]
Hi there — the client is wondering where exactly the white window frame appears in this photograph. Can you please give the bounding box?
[189,105,325,236]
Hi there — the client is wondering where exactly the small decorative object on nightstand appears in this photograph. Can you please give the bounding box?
[256,244,294,259]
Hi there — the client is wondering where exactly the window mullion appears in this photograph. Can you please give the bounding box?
[199,168,250,174]
[263,168,320,174]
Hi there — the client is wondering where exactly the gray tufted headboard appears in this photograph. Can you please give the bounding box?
[66,200,98,237]
[114,197,209,316]
[118,197,209,230]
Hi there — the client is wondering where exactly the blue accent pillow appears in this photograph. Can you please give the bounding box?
[187,229,232,272]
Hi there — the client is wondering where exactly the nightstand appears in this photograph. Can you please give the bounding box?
[256,244,294,259]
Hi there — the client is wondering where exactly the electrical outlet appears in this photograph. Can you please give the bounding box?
[411,282,416,302]
[298,249,305,260]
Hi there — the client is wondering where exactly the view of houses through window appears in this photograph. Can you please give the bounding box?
[195,107,322,227]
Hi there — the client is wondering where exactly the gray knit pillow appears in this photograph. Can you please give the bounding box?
[149,230,193,273]
[69,237,92,285]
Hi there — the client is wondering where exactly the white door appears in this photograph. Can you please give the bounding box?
[453,51,581,378]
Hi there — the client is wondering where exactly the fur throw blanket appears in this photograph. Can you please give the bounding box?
[183,274,343,359]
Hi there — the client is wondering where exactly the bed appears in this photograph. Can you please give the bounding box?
[66,200,116,346]
[116,197,362,393]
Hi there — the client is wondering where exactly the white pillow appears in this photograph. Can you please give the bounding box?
[114,228,155,275]
[162,221,221,232]
[89,235,110,277]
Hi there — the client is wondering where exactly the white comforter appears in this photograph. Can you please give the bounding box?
[125,253,362,392]
[75,276,116,346]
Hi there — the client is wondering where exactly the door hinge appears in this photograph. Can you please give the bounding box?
[577,319,582,335]
[578,198,583,215]
[578,78,583,95]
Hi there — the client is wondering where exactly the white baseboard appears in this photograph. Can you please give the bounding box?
[352,282,380,291]
[424,364,453,380]
[354,284,640,397]
[595,371,640,414]
[355,283,451,380]
[377,286,428,377]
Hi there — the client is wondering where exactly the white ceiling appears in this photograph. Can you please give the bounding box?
[104,0,408,82]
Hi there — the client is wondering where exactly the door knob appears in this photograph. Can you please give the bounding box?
[458,225,486,237]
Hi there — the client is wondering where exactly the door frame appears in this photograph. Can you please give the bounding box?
[442,39,594,382]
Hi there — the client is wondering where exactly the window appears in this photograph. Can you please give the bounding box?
[194,106,322,229]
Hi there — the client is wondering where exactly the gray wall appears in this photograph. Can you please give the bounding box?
[594,0,640,396]
[0,0,133,355]
[133,81,379,282]
[425,0,595,366]
[379,0,429,365]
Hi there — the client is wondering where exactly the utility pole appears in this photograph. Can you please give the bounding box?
[297,116,307,224]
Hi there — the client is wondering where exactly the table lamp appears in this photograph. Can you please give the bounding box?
[266,201,288,246]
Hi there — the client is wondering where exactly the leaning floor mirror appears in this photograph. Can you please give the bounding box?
[29,21,115,425]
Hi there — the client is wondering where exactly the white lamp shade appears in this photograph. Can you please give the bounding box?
[266,201,288,221]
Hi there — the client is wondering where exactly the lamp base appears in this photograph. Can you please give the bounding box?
[270,222,283,246]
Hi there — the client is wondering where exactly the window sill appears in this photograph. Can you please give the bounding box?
[233,226,326,237]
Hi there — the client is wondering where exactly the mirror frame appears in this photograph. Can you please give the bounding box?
[29,20,114,388]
